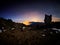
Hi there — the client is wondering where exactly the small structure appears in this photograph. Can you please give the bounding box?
[44,14,52,24]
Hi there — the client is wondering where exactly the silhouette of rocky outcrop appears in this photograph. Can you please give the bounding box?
[44,14,52,24]
[0,17,26,32]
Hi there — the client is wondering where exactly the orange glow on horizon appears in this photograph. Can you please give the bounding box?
[52,16,60,22]
[23,20,31,25]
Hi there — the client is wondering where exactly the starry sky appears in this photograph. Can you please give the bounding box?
[1,0,60,23]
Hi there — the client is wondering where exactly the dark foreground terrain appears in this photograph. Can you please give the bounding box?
[0,29,60,45]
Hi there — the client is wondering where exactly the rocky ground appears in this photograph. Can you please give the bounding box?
[0,29,60,45]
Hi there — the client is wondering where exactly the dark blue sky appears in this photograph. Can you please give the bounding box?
[1,0,60,23]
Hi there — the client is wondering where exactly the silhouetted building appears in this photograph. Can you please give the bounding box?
[44,14,52,24]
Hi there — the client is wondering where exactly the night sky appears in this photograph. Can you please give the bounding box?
[1,0,60,23]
